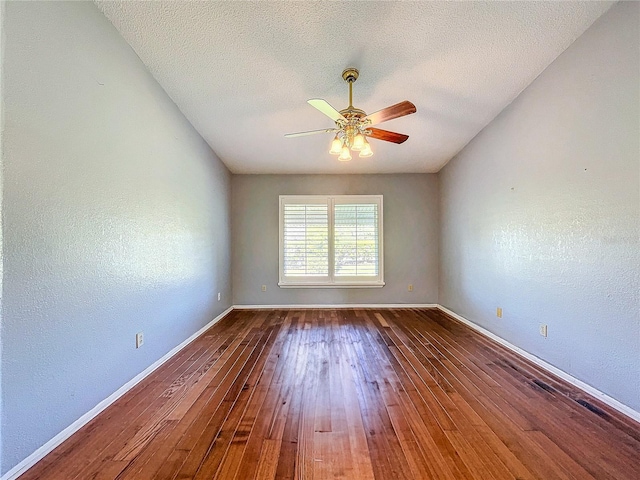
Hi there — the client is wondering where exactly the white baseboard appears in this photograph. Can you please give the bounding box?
[1,306,233,480]
[233,303,438,309]
[436,305,640,424]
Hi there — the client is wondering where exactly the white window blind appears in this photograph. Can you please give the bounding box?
[282,204,329,276]
[334,203,379,277]
[279,195,384,287]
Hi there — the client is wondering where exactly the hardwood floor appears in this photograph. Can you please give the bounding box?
[21,308,640,480]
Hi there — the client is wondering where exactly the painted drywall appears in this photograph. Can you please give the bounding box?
[232,174,439,305]
[439,1,639,412]
[1,1,231,473]
[0,1,5,475]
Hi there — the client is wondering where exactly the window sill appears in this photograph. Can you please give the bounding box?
[278,282,385,289]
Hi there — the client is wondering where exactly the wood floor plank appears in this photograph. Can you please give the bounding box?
[212,316,288,480]
[414,309,632,479]
[231,311,301,480]
[380,318,528,479]
[358,310,459,480]
[193,324,281,479]
[343,311,417,479]
[406,310,596,480]
[334,313,376,480]
[173,330,272,478]
[18,308,640,480]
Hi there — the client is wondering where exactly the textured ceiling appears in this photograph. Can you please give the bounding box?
[95,1,613,174]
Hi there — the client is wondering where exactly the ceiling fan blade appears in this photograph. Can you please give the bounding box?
[367,127,409,144]
[307,99,346,122]
[284,128,338,138]
[365,101,416,126]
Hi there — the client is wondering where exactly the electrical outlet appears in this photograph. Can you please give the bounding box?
[217,292,221,301]
[539,324,548,337]
[496,307,502,318]
[261,285,267,292]
[408,284,413,292]
[136,332,144,348]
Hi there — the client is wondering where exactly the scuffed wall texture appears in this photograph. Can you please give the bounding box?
[439,1,639,412]
[1,1,231,473]
[232,174,439,306]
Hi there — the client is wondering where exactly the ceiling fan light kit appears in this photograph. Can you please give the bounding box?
[285,68,416,161]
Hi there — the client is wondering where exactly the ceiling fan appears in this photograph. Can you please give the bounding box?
[285,68,417,161]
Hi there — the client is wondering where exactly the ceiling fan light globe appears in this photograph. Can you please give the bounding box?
[359,142,373,157]
[352,133,365,151]
[338,145,352,162]
[329,136,343,155]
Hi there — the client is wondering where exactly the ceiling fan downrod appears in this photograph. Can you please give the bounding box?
[338,68,367,132]
[342,67,359,109]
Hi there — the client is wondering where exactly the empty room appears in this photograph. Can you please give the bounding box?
[1,1,639,479]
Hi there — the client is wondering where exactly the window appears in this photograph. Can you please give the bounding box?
[279,195,383,287]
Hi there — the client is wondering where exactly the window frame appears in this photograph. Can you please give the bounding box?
[278,194,384,288]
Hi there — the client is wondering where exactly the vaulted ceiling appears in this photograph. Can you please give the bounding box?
[96,1,613,174]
